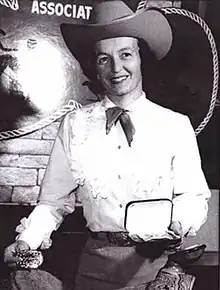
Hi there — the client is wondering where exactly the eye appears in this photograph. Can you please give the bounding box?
[96,56,110,65]
[120,52,132,59]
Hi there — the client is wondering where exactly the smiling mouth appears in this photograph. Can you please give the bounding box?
[110,75,129,84]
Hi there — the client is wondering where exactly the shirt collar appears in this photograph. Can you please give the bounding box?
[102,91,147,112]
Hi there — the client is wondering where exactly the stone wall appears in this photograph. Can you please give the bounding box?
[0,122,60,204]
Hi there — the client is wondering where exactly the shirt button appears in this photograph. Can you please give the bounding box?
[117,145,121,149]
[119,204,123,208]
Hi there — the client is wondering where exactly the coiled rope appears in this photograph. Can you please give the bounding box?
[162,7,219,135]
[137,1,219,135]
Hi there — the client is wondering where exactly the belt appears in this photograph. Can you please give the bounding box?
[89,231,137,247]
[89,231,182,249]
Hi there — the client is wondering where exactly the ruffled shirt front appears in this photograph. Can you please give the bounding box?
[17,93,211,249]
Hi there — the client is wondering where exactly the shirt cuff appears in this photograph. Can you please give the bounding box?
[16,204,57,250]
[172,194,209,236]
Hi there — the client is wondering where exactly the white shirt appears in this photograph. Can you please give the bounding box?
[17,93,211,249]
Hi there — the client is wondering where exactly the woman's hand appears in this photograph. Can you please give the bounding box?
[4,240,30,267]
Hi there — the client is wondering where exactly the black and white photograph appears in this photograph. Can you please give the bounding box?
[0,0,219,289]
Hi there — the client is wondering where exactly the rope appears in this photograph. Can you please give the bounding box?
[162,7,219,135]
[0,100,81,141]
[136,0,148,12]
[136,3,219,134]
[0,0,19,10]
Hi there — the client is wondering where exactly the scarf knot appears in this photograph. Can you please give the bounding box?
[105,106,135,147]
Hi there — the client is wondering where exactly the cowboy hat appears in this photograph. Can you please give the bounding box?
[60,0,173,64]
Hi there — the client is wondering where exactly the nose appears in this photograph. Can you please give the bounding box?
[111,56,123,73]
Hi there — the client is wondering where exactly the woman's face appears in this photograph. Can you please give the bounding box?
[94,37,142,98]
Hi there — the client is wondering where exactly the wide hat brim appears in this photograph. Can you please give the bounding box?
[60,8,173,63]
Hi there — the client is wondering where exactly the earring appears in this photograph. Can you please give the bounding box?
[97,74,100,80]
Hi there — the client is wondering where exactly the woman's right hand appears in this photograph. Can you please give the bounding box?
[4,240,30,267]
